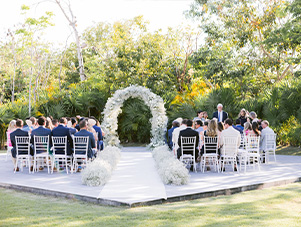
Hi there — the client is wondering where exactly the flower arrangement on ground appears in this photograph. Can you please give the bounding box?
[152,145,190,185]
[101,85,168,148]
[81,146,121,186]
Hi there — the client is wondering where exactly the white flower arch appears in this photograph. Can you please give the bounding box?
[101,85,168,147]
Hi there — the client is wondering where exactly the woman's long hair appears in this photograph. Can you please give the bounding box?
[238,108,247,118]
[207,119,218,137]
[244,122,252,131]
[252,121,260,136]
[7,120,16,132]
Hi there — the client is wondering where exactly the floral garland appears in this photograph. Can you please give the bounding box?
[81,146,121,186]
[152,145,190,185]
[101,85,168,147]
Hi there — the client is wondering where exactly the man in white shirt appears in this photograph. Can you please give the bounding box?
[260,120,275,151]
[212,103,228,123]
[172,119,187,152]
[220,118,241,149]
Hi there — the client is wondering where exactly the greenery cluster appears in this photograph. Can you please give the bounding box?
[0,0,300,147]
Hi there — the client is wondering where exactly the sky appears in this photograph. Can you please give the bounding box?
[0,0,196,46]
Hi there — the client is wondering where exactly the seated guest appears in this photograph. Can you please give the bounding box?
[52,119,59,128]
[31,116,52,146]
[74,119,96,159]
[249,111,259,123]
[212,103,228,123]
[46,117,53,130]
[203,111,209,121]
[193,110,203,121]
[238,109,248,127]
[217,122,224,137]
[194,120,204,134]
[172,118,187,152]
[177,119,199,161]
[22,117,36,133]
[249,121,261,136]
[220,118,241,150]
[168,120,180,150]
[89,117,104,151]
[233,119,244,134]
[10,119,31,171]
[243,122,252,136]
[69,117,78,135]
[260,120,274,150]
[200,119,219,155]
[51,117,73,155]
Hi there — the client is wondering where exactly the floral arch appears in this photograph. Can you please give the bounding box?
[101,85,168,147]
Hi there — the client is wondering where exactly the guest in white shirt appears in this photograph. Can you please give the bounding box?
[260,120,275,151]
[172,119,187,152]
[220,118,241,149]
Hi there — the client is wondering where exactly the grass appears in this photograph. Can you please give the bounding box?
[0,183,300,226]
[276,145,301,156]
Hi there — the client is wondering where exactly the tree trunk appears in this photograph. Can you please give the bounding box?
[55,0,86,81]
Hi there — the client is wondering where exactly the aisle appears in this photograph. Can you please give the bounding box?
[98,147,167,204]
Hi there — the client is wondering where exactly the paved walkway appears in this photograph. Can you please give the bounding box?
[0,148,300,206]
[98,147,166,204]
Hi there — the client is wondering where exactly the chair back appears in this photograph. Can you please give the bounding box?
[73,136,89,156]
[203,136,218,154]
[34,135,49,155]
[180,136,196,156]
[264,133,276,151]
[52,136,67,156]
[240,133,246,149]
[15,136,31,156]
[246,135,260,153]
[222,136,239,156]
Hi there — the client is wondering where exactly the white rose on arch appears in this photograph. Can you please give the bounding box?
[101,85,168,148]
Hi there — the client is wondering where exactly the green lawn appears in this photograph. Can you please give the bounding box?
[0,183,300,227]
[276,145,301,156]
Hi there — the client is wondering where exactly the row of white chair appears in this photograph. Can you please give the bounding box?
[13,135,91,174]
[179,133,277,173]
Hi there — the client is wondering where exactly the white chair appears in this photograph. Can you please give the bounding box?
[51,136,72,174]
[237,133,248,172]
[15,136,32,173]
[262,133,277,163]
[180,136,197,172]
[72,136,89,173]
[220,136,239,172]
[201,136,219,173]
[33,135,50,174]
[245,135,261,170]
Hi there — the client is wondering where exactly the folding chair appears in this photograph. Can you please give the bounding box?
[33,135,50,174]
[180,136,197,172]
[201,136,219,173]
[51,136,72,174]
[72,136,89,173]
[15,136,32,173]
[220,136,239,172]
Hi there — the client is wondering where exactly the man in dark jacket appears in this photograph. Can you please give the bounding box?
[177,119,199,160]
[51,117,73,155]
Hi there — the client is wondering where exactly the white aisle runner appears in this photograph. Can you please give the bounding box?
[98,147,167,204]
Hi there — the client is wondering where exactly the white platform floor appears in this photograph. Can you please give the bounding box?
[0,147,300,206]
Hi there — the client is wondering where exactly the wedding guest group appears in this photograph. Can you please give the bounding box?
[168,104,276,171]
[6,115,104,172]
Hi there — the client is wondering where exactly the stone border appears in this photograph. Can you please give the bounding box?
[1,177,300,208]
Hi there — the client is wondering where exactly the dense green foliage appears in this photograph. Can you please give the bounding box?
[0,0,300,147]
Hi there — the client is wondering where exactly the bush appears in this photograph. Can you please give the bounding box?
[276,116,301,146]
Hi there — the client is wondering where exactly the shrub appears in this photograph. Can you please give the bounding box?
[276,116,301,146]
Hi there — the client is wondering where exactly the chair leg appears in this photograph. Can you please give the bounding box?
[65,157,69,174]
[51,157,55,174]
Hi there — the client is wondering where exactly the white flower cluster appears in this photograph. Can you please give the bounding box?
[81,146,121,186]
[152,145,190,185]
[101,85,168,148]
